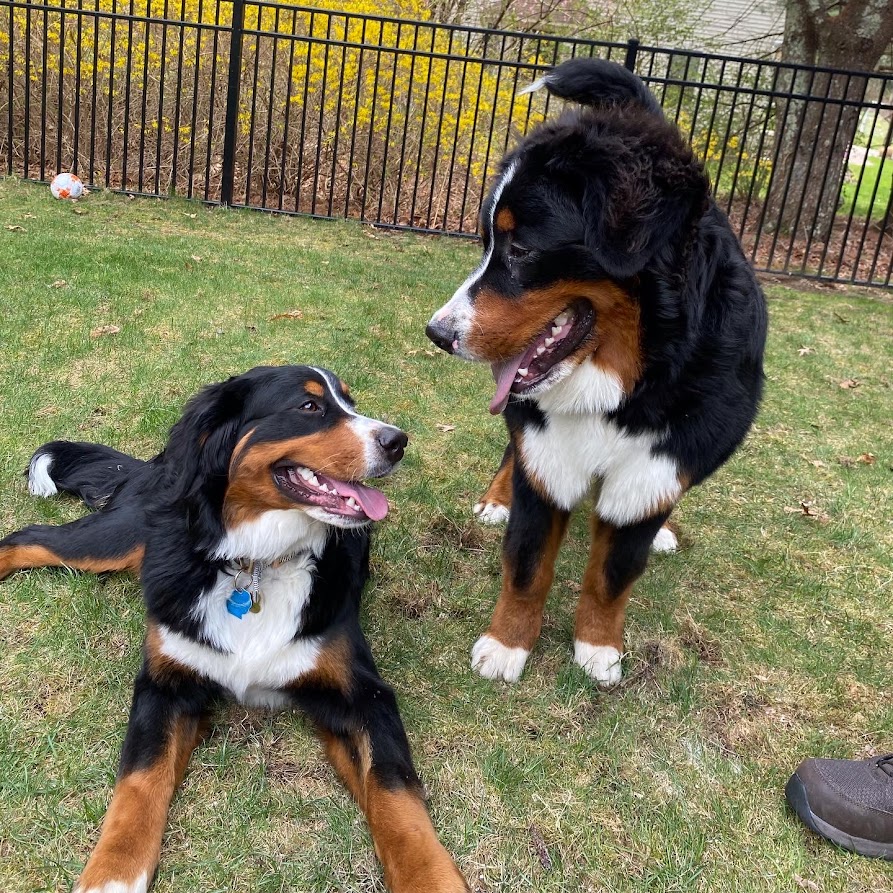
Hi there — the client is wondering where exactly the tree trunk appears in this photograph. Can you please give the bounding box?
[765,70,866,242]
[765,0,893,242]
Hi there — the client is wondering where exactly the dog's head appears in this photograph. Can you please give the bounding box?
[427,59,709,415]
[162,365,407,554]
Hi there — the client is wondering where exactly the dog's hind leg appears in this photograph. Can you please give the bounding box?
[27,440,146,509]
[74,651,213,893]
[0,507,145,581]
[473,441,513,525]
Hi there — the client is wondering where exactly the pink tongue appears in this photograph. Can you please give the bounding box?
[489,355,525,415]
[336,481,389,521]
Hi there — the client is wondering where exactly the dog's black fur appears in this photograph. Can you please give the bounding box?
[427,59,767,686]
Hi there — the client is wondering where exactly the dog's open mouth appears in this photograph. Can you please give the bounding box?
[489,300,595,414]
[273,464,389,521]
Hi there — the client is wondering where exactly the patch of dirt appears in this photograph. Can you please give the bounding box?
[617,638,686,691]
[420,513,488,553]
[678,617,725,667]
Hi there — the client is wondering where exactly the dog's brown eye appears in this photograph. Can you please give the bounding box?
[299,400,320,412]
[508,243,531,262]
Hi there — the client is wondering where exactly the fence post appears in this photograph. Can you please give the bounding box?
[624,38,639,73]
[220,0,246,206]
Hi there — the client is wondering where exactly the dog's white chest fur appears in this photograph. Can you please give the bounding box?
[520,376,681,525]
[157,555,321,709]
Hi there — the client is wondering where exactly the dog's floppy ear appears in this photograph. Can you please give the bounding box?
[163,375,252,502]
[583,150,708,279]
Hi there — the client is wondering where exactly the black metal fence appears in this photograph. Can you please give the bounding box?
[2,0,892,287]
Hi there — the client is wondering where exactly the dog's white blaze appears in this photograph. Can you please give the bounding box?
[520,412,681,524]
[74,873,149,893]
[311,366,390,475]
[471,634,529,683]
[574,642,623,687]
[159,554,322,708]
[28,452,57,497]
[214,510,329,563]
[311,367,359,417]
[427,162,518,355]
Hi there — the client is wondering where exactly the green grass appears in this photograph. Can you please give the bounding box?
[842,155,892,221]
[1,178,892,892]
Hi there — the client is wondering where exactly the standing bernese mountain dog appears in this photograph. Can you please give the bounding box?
[426,59,768,687]
[0,365,468,893]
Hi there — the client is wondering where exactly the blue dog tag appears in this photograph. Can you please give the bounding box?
[227,588,252,618]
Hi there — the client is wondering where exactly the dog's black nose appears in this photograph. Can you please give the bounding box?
[378,426,408,463]
[425,320,456,354]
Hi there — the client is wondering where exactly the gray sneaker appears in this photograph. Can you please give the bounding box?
[786,754,893,859]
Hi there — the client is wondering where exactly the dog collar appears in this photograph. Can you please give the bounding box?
[225,551,307,619]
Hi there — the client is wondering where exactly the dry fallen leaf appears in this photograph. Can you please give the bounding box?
[23,213,37,220]
[857,453,876,465]
[797,346,815,356]
[190,254,203,262]
[90,325,121,338]
[49,279,68,289]
[72,207,87,215]
[435,424,456,433]
[269,309,304,321]
[784,501,830,523]
[838,378,860,389]
[808,459,826,468]
[6,225,24,231]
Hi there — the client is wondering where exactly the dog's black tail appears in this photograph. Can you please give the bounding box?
[524,57,663,118]
[26,440,146,509]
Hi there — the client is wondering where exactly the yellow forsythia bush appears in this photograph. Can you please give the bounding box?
[2,0,549,229]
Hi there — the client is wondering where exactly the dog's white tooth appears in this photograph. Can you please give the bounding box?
[551,326,562,337]
[554,312,569,326]
[518,367,528,376]
[299,468,313,481]
[544,337,554,347]
[309,474,320,486]
[536,346,546,356]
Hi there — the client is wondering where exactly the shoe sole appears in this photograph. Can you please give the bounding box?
[785,772,893,860]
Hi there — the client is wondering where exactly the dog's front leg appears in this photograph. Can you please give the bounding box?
[471,465,570,683]
[74,660,211,893]
[295,640,468,893]
[573,511,671,686]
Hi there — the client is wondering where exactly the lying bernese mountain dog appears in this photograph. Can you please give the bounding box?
[426,58,768,687]
[0,365,467,893]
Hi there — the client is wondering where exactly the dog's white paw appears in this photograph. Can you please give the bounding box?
[650,526,678,553]
[471,634,529,682]
[574,642,623,687]
[74,873,149,893]
[473,501,510,525]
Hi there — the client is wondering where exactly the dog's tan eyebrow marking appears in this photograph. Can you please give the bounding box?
[496,208,516,233]
[304,381,325,397]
